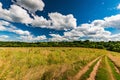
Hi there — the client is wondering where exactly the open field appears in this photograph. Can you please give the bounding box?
[0,47,119,80]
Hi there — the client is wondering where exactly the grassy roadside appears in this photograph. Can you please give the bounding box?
[51,58,91,80]
[108,52,120,71]
[108,58,120,80]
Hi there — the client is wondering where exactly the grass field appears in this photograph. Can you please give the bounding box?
[0,47,119,80]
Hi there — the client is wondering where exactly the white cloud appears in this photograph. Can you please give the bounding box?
[1,1,120,41]
[91,14,120,29]
[0,35,9,41]
[11,30,30,35]
[20,35,47,42]
[49,15,120,41]
[117,4,120,9]
[48,21,115,42]
[32,15,51,28]
[0,2,77,31]
[49,34,68,42]
[12,0,45,13]
[31,12,77,30]
[0,25,6,31]
[0,20,31,36]
[0,20,47,42]
[104,14,120,28]
[109,33,120,41]
[0,35,9,38]
[0,2,33,24]
[48,12,77,30]
[62,23,112,41]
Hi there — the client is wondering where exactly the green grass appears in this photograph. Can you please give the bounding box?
[95,56,110,80]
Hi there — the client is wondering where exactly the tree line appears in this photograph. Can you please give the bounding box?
[0,40,120,52]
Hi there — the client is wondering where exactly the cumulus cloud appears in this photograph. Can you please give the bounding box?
[11,30,30,35]
[117,4,120,9]
[49,17,120,42]
[0,2,77,30]
[48,12,77,30]
[0,21,10,30]
[12,0,45,13]
[91,14,120,29]
[31,12,77,30]
[1,1,120,42]
[0,2,33,24]
[0,20,47,42]
[49,24,120,42]
[63,23,111,41]
[109,33,120,41]
[20,35,47,42]
[48,13,120,41]
[32,15,51,28]
[0,35,9,39]
[0,35,9,41]
[103,14,120,28]
[49,34,68,42]
[0,20,31,36]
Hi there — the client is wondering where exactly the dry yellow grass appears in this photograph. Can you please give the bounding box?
[107,52,120,67]
[0,47,115,80]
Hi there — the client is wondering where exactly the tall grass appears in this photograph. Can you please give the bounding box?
[0,47,106,79]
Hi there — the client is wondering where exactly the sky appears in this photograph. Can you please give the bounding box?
[0,0,120,42]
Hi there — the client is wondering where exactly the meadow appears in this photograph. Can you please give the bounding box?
[0,47,119,80]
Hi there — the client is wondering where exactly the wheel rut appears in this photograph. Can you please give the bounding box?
[87,58,102,80]
[106,57,115,80]
[71,56,102,80]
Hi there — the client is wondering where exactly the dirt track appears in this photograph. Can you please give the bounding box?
[87,59,102,80]
[106,57,115,80]
[72,56,101,80]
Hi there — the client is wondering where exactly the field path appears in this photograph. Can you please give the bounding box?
[72,56,101,80]
[106,57,115,80]
[107,54,120,74]
[87,58,102,80]
[114,65,120,74]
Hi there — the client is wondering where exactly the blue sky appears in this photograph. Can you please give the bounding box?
[0,0,120,42]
